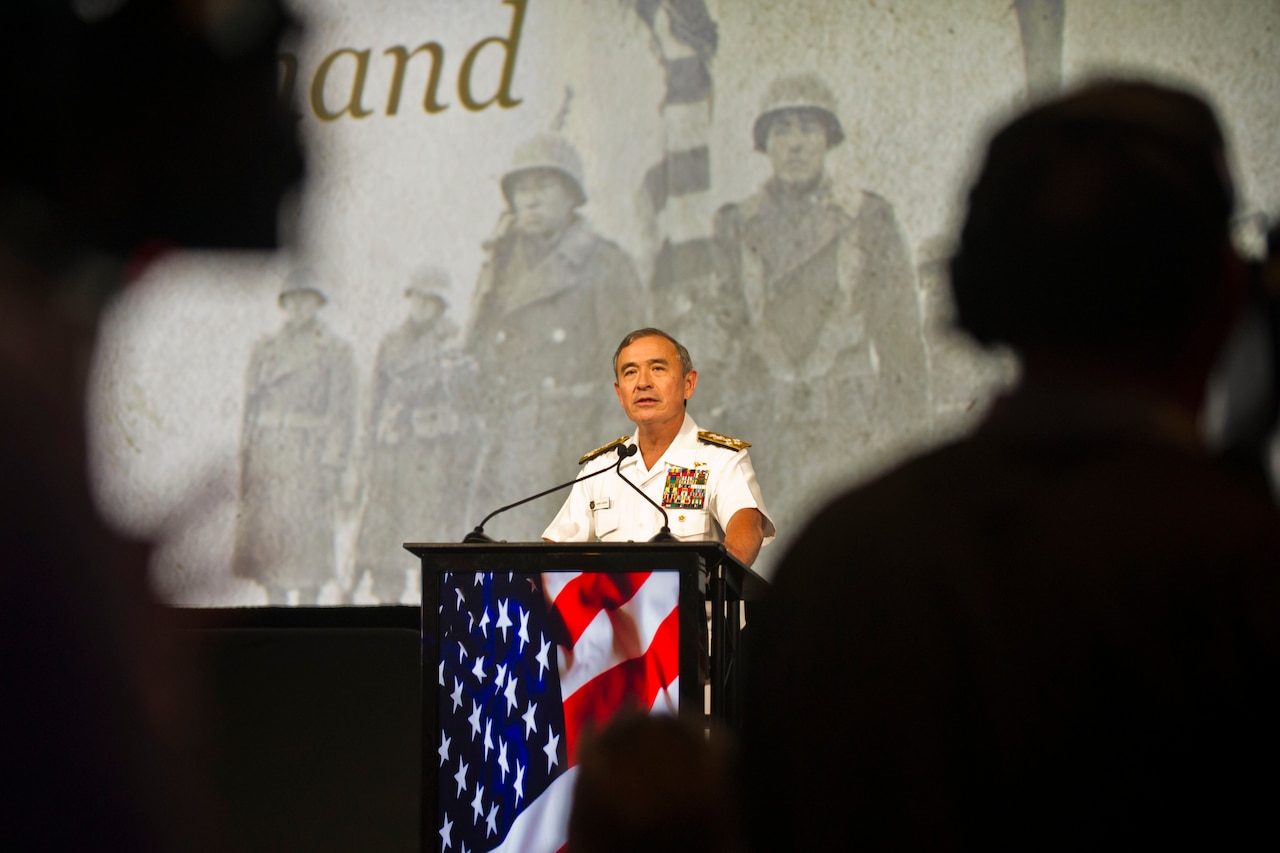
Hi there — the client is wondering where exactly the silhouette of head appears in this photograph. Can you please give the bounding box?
[1,0,304,263]
[950,80,1237,362]
[567,713,741,853]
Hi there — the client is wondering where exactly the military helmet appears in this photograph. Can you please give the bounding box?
[405,266,450,304]
[752,72,846,152]
[500,133,587,208]
[278,268,327,305]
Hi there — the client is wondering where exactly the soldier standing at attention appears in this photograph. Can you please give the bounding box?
[351,268,477,603]
[465,133,645,538]
[713,72,928,536]
[234,271,355,605]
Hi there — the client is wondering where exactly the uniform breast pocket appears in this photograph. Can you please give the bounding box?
[592,507,620,539]
[669,509,711,541]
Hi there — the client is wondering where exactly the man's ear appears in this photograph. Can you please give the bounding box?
[614,380,624,407]
[684,369,698,401]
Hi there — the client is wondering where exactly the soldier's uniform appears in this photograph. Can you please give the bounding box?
[465,134,645,538]
[712,73,929,528]
[233,274,355,602]
[353,270,477,602]
[542,414,774,547]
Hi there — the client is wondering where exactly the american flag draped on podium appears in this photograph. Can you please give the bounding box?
[435,569,682,852]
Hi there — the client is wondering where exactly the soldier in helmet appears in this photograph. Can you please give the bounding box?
[233,270,356,605]
[465,133,645,538]
[351,267,478,602]
[712,72,929,538]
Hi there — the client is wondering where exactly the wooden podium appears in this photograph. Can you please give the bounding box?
[405,541,768,853]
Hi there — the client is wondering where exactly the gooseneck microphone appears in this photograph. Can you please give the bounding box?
[615,466,678,543]
[462,443,638,543]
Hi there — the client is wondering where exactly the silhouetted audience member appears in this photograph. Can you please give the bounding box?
[568,713,742,853]
[1,1,301,850]
[743,80,1280,851]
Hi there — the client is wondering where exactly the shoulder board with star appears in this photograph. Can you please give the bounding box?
[578,436,631,465]
[698,430,751,452]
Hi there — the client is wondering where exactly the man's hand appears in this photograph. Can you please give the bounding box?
[724,507,765,567]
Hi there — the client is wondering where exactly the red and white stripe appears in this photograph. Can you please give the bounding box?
[544,570,681,762]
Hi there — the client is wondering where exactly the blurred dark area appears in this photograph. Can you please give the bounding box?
[744,80,1280,850]
[1,1,304,850]
[1,0,304,265]
[567,712,743,853]
[176,607,422,853]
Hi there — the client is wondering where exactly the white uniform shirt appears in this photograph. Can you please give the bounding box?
[542,414,775,547]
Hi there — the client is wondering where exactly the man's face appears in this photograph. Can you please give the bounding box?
[281,290,323,324]
[765,109,829,187]
[614,335,697,430]
[408,292,445,325]
[510,169,577,237]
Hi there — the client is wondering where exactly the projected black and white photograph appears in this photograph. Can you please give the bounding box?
[7,0,1280,852]
[85,0,1280,607]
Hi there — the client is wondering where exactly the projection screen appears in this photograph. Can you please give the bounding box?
[86,0,1280,607]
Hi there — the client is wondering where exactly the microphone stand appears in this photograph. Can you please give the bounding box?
[463,443,638,543]
[615,466,678,543]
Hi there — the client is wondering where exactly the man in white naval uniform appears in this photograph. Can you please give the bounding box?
[543,328,774,568]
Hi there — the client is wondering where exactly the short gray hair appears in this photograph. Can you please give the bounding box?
[612,328,694,377]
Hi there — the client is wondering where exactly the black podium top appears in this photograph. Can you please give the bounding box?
[404,541,770,601]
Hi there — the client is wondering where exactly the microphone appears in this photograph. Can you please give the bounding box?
[463,443,637,543]
[614,465,678,543]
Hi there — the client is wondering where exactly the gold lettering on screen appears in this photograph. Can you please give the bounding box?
[384,43,448,115]
[310,48,374,122]
[280,0,527,121]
